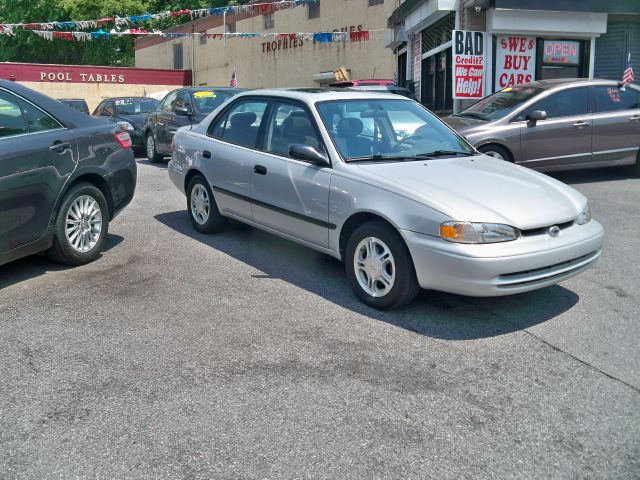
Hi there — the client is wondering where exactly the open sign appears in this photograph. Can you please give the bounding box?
[543,40,580,65]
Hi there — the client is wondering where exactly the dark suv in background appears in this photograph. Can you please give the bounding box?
[143,87,244,162]
[57,98,90,115]
[0,80,137,267]
[93,96,159,154]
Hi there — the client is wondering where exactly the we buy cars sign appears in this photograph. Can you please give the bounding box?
[452,30,486,99]
[495,35,536,91]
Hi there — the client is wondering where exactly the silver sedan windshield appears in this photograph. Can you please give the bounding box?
[316,99,474,161]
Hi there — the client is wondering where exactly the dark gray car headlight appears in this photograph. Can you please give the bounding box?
[440,222,520,243]
[576,202,591,225]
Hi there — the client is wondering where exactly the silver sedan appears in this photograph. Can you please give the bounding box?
[168,89,604,309]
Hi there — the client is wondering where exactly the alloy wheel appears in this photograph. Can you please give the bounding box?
[146,135,155,159]
[190,184,210,225]
[482,150,505,160]
[353,236,396,297]
[65,195,102,253]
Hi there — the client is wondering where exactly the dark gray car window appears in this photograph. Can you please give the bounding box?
[0,90,28,137]
[519,87,589,120]
[593,86,639,113]
[176,90,192,110]
[93,101,105,116]
[161,91,178,112]
[17,98,62,133]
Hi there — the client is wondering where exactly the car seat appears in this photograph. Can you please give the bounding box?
[335,118,372,158]
[225,111,258,146]
[271,115,319,156]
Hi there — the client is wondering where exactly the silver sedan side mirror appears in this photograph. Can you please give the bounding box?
[289,144,331,167]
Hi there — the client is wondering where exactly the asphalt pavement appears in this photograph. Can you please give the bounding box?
[0,159,638,479]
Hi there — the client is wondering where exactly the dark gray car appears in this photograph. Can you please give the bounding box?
[92,96,159,153]
[0,80,137,267]
[143,87,245,163]
[443,79,640,174]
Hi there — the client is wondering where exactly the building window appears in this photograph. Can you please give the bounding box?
[368,0,384,5]
[264,13,274,29]
[173,43,183,69]
[308,1,320,19]
[421,13,455,54]
[227,21,236,34]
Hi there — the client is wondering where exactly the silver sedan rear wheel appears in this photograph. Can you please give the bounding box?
[353,236,396,297]
[190,184,210,225]
[65,195,102,253]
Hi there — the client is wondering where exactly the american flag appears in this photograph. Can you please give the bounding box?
[622,53,635,86]
[230,68,238,88]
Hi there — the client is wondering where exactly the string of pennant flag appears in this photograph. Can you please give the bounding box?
[0,0,317,35]
[28,28,377,43]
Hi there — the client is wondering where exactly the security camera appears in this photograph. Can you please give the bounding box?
[474,6,482,12]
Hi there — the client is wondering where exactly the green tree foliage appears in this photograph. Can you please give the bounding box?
[0,0,243,66]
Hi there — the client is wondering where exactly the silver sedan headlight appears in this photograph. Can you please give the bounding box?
[440,221,520,244]
[576,202,591,225]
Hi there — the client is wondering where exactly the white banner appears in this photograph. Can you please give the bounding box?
[495,35,536,91]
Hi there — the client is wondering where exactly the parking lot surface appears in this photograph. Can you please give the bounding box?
[1,160,638,479]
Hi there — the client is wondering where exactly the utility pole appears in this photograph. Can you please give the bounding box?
[191,23,196,86]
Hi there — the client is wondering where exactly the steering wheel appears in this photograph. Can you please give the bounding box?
[392,134,424,152]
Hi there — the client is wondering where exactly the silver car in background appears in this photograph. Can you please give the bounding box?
[169,89,603,309]
[444,79,640,174]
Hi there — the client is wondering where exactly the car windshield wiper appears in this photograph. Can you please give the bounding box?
[417,150,475,158]
[347,151,475,162]
[347,154,412,162]
[454,112,487,120]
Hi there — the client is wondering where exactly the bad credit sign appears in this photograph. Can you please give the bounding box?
[452,30,485,99]
[495,35,536,91]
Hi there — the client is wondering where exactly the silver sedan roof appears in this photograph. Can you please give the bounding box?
[232,88,416,103]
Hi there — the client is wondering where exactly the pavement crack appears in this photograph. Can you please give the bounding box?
[463,297,640,395]
[516,326,640,394]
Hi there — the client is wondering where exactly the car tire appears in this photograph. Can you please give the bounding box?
[478,144,512,162]
[46,182,109,266]
[633,150,640,177]
[345,221,420,310]
[146,132,163,163]
[186,175,226,234]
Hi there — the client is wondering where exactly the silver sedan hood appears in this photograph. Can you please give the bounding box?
[352,156,585,230]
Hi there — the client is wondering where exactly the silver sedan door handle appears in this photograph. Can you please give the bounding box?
[630,115,640,122]
[572,121,590,128]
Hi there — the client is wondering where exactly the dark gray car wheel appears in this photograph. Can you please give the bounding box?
[479,144,512,162]
[186,175,226,234]
[47,182,109,266]
[146,132,163,163]
[345,221,420,310]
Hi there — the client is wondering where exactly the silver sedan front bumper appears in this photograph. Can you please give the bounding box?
[402,220,604,297]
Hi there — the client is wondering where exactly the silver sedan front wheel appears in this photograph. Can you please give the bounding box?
[190,184,210,225]
[354,236,396,297]
[345,221,420,309]
[65,195,102,253]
